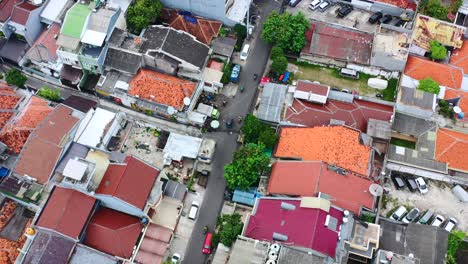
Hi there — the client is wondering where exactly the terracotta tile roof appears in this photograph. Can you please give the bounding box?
[129,69,196,110]
[285,98,393,132]
[0,96,53,154]
[0,95,20,109]
[275,126,372,176]
[84,207,143,258]
[245,198,343,257]
[27,23,61,62]
[267,161,374,214]
[404,55,463,89]
[0,0,22,22]
[450,40,468,73]
[0,113,14,130]
[162,9,222,45]
[14,105,79,184]
[96,156,160,209]
[9,2,37,25]
[375,0,417,10]
[36,186,96,239]
[435,128,468,172]
[296,80,329,96]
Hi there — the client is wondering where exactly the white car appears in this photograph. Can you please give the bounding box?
[171,253,181,263]
[415,177,428,194]
[431,214,445,227]
[188,201,200,220]
[443,218,458,232]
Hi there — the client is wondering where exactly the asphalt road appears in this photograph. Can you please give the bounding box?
[182,0,280,263]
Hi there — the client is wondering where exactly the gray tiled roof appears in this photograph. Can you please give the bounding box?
[104,47,142,74]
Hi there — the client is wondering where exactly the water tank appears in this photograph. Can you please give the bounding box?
[458,112,465,119]
[272,232,288,241]
[344,210,350,216]
[270,243,280,253]
[266,260,276,264]
[268,251,277,258]
[268,255,278,261]
[280,202,296,210]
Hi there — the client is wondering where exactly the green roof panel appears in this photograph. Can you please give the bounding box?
[61,3,93,38]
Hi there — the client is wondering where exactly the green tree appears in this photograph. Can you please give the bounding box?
[447,231,466,264]
[216,213,244,247]
[262,11,309,53]
[241,114,263,143]
[127,0,163,34]
[270,46,283,60]
[5,69,27,88]
[224,143,270,190]
[429,40,447,60]
[221,62,233,84]
[233,24,247,51]
[424,0,448,20]
[37,86,61,102]
[418,77,440,94]
[258,128,279,149]
[271,54,288,74]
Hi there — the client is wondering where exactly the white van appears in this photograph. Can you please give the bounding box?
[188,201,200,220]
[309,0,322,10]
[240,44,250,61]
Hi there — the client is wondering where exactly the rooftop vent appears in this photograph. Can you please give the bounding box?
[280,202,296,210]
[272,232,288,242]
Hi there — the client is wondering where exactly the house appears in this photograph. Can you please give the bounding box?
[95,155,160,217]
[22,23,62,82]
[378,219,448,264]
[40,0,74,25]
[13,105,81,184]
[161,9,222,45]
[159,0,251,27]
[62,94,98,114]
[243,197,349,260]
[4,1,46,46]
[256,82,288,124]
[410,14,465,56]
[435,128,468,173]
[275,126,373,177]
[395,85,437,119]
[300,22,374,67]
[344,221,380,262]
[104,28,143,75]
[292,80,330,105]
[371,25,412,72]
[267,161,375,214]
[211,37,236,61]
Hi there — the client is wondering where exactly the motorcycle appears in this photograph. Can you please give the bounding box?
[240,85,245,93]
[203,226,208,234]
[253,74,258,80]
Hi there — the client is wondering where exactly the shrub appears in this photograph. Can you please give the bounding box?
[37,86,61,102]
[270,46,283,60]
[418,77,440,94]
[221,62,233,84]
[5,69,27,88]
[429,40,447,60]
[127,0,163,34]
[424,0,449,20]
[270,55,288,75]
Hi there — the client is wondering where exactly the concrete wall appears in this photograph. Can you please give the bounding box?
[160,0,227,24]
[94,194,147,218]
[58,49,81,68]
[24,5,46,46]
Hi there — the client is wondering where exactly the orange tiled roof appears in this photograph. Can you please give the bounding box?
[450,40,468,73]
[0,200,30,264]
[435,128,468,172]
[275,126,372,176]
[129,69,196,110]
[405,55,463,89]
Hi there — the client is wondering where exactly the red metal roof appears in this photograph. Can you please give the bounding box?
[96,156,160,209]
[0,0,22,22]
[267,161,375,214]
[84,207,143,258]
[36,186,96,239]
[285,98,393,132]
[28,23,61,62]
[9,2,37,25]
[296,80,329,96]
[245,198,343,257]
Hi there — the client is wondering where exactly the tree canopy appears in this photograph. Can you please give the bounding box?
[127,0,163,34]
[270,53,288,74]
[5,69,27,88]
[241,114,279,148]
[224,143,270,190]
[37,86,61,102]
[216,213,244,247]
[262,11,309,53]
[417,77,440,94]
[429,40,447,60]
[423,0,448,20]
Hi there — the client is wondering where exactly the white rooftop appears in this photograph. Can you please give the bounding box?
[63,159,88,181]
[227,0,251,23]
[74,108,116,148]
[163,133,202,162]
[81,30,107,47]
[40,0,70,24]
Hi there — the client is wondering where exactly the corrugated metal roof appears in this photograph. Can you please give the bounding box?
[257,83,288,123]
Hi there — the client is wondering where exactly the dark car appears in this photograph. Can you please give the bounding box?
[368,12,383,24]
[225,118,234,129]
[337,5,353,18]
[405,178,418,192]
[402,208,420,223]
[391,174,405,190]
[380,14,393,24]
[394,18,405,27]
[331,87,340,91]
[289,0,302,7]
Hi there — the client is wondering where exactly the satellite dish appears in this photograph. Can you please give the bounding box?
[183,97,191,106]
[454,106,462,114]
[167,106,175,115]
[210,120,220,129]
[369,184,383,196]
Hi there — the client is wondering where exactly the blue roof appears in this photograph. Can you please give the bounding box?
[232,188,262,206]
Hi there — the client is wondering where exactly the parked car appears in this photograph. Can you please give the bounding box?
[368,12,383,24]
[337,4,353,18]
[415,177,428,194]
[391,206,407,221]
[431,214,445,227]
[393,18,405,27]
[309,0,322,10]
[331,87,340,91]
[318,1,331,12]
[341,89,351,94]
[188,201,200,220]
[443,218,458,232]
[380,14,393,24]
[402,208,420,223]
[230,64,241,83]
[171,253,181,263]
[418,210,433,224]
[289,0,302,7]
[405,178,418,192]
[202,232,213,254]
[391,174,405,190]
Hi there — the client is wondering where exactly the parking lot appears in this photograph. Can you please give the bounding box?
[382,178,468,232]
[289,1,378,33]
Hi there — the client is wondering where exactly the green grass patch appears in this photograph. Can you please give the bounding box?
[382,78,398,102]
[391,138,416,149]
